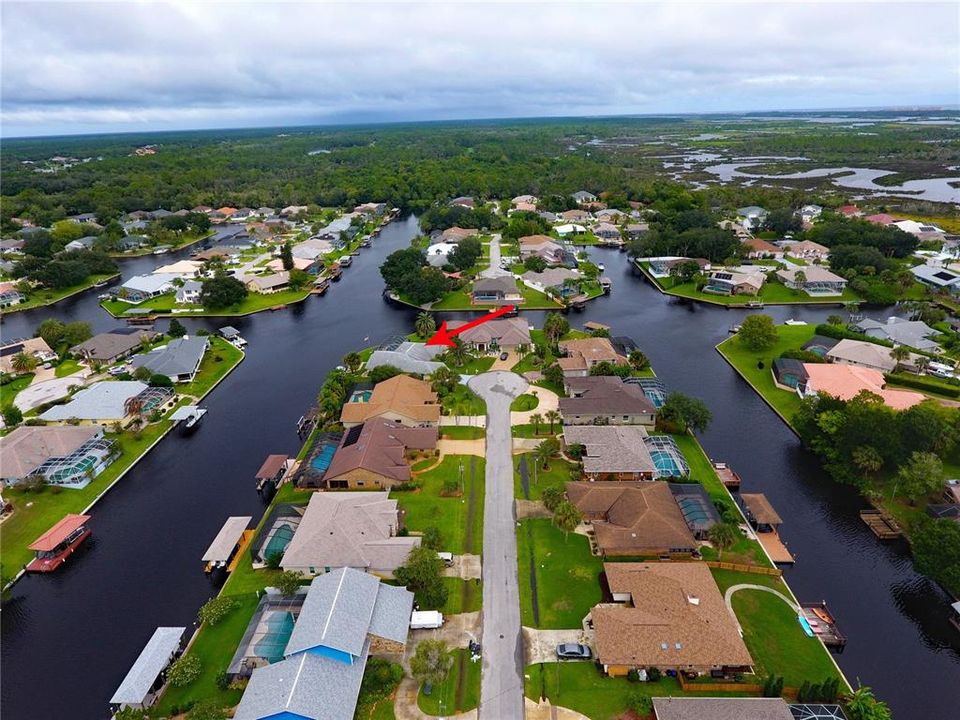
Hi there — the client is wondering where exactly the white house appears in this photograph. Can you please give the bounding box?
[118,274,178,303]
[176,280,203,304]
[555,223,587,237]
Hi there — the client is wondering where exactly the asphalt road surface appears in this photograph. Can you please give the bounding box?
[469,371,529,720]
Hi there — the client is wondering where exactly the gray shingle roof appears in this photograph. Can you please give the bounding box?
[233,647,368,720]
[110,627,185,705]
[40,381,147,421]
[366,342,444,375]
[652,697,792,720]
[129,336,207,378]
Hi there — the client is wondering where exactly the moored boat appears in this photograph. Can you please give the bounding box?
[26,514,92,573]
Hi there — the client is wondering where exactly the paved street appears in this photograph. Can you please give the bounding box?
[468,371,529,720]
[479,234,511,278]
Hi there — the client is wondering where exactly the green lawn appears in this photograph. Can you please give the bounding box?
[101,286,314,317]
[0,373,35,410]
[54,359,83,378]
[440,384,486,415]
[152,594,259,716]
[1,419,173,584]
[442,577,483,615]
[514,454,573,500]
[439,426,486,440]
[716,325,817,424]
[427,283,563,311]
[179,337,245,398]
[394,455,484,555]
[0,272,120,314]
[510,393,540,411]
[417,648,481,715]
[525,662,733,720]
[511,423,560,439]
[450,355,496,375]
[517,518,603,628]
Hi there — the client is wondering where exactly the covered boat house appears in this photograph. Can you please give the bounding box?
[110,626,186,711]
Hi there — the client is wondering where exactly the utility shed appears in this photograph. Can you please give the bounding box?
[110,626,186,709]
[202,516,252,567]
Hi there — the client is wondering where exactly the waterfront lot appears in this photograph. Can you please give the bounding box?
[101,286,314,317]
[0,272,120,314]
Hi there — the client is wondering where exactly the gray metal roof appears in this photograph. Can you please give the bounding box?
[233,645,368,720]
[285,567,412,657]
[110,627,185,706]
[201,516,252,563]
[130,336,208,378]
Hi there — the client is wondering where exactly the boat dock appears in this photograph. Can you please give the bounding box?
[712,461,742,490]
[800,602,847,652]
[860,509,903,539]
[741,492,795,564]
[202,516,253,574]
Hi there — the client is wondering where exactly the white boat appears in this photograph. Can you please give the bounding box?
[597,263,606,271]
[170,405,207,435]
[784,319,808,326]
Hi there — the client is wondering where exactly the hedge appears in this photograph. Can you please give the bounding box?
[883,372,960,398]
[814,323,893,348]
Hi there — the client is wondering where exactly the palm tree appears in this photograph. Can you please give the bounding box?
[429,366,458,395]
[553,500,583,541]
[124,396,144,429]
[445,338,470,367]
[342,351,362,373]
[529,412,544,435]
[844,684,892,720]
[707,522,738,561]
[628,349,649,371]
[545,409,561,433]
[415,311,436,339]
[11,352,37,374]
[890,345,909,368]
[534,437,559,470]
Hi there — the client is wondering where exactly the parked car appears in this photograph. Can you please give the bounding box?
[437,551,454,567]
[108,365,129,376]
[499,352,509,361]
[556,643,591,660]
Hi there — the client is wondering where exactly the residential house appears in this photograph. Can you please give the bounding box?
[67,212,98,223]
[825,338,899,373]
[280,205,309,217]
[563,425,656,480]
[315,215,360,244]
[266,257,320,274]
[865,213,897,225]
[443,318,529,354]
[837,205,862,218]
[64,236,97,252]
[323,420,437,490]
[449,196,475,208]
[354,202,387,217]
[802,363,924,410]
[647,257,711,277]
[593,223,622,241]
[471,276,522,305]
[512,202,538,214]
[280,492,421,575]
[567,481,697,557]
[801,335,840,358]
[853,317,940,352]
[775,266,847,296]
[340,375,440,427]
[246,272,290,294]
[893,219,945,237]
[593,562,753,676]
[365,342,445,376]
[559,209,591,223]
[595,208,626,223]
[737,205,768,231]
[772,358,809,390]
[153,260,203,278]
[521,268,581,298]
[175,280,203,304]
[71,328,150,364]
[704,269,765,296]
[293,238,335,261]
[717,220,753,241]
[652,698,794,720]
[554,223,587,237]
[625,223,649,239]
[519,235,566,265]
[233,568,413,720]
[0,337,57,374]
[538,211,558,223]
[191,205,213,214]
[117,274,178,303]
[129,336,208,382]
[800,204,823,223]
[559,376,657,426]
[0,425,115,488]
[557,337,627,378]
[571,191,597,205]
[0,238,25,253]
[911,264,960,293]
[782,240,830,261]
[425,241,458,267]
[741,238,784,259]
[438,226,479,244]
[512,194,538,206]
[39,381,175,426]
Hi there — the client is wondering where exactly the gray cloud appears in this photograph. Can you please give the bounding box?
[2,1,957,136]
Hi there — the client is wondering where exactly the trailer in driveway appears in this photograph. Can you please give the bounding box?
[410,610,444,629]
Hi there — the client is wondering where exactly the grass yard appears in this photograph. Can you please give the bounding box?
[442,577,483,615]
[395,455,484,555]
[510,393,540,411]
[54,359,83,378]
[417,648,481,715]
[0,373,35,410]
[716,324,817,424]
[152,593,259,716]
[179,337,245,397]
[0,273,120,314]
[0,419,174,583]
[451,355,496,375]
[517,518,603,628]
[440,384,486,415]
[511,423,560,439]
[439,426,486,440]
[514,454,574,501]
[524,662,735,720]
[428,283,563,311]
[101,285,314,317]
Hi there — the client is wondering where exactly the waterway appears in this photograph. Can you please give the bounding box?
[2,229,959,719]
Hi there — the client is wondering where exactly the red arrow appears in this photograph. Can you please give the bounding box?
[425,305,517,347]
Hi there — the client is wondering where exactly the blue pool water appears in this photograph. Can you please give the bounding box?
[254,611,295,663]
[350,390,372,402]
[310,444,337,472]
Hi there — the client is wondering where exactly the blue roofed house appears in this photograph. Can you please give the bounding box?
[233,568,413,720]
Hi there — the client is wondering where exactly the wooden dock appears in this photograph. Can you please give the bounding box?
[756,530,795,564]
[801,602,847,652]
[712,462,741,490]
[860,509,903,539]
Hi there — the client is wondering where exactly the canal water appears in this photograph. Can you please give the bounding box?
[2,225,958,719]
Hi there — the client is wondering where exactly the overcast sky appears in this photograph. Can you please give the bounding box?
[2,1,958,137]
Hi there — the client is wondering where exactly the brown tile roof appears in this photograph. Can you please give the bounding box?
[567,482,695,554]
[558,337,625,366]
[0,426,102,479]
[742,238,782,254]
[340,375,440,425]
[446,317,531,347]
[255,454,289,480]
[740,493,783,526]
[559,376,656,416]
[594,562,753,669]
[518,234,556,245]
[325,421,437,484]
[441,227,479,242]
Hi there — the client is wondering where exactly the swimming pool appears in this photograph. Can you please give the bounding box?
[310,443,337,473]
[349,390,372,403]
[263,522,295,560]
[253,611,295,663]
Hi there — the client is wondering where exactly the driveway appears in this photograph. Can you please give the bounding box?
[510,386,560,425]
[15,375,88,412]
[522,628,594,665]
[467,371,529,720]
[444,554,482,581]
[437,438,486,457]
[479,235,512,279]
